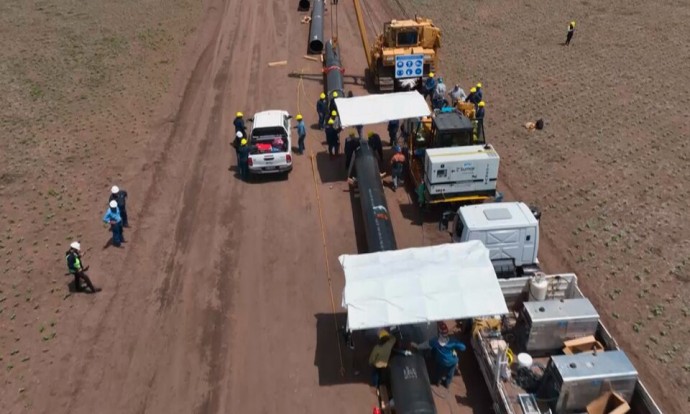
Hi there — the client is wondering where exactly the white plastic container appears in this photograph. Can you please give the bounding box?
[517,353,533,369]
[530,275,548,301]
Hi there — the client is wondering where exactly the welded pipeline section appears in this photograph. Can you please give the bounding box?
[353,142,398,253]
[389,353,436,414]
[324,40,344,104]
[308,0,324,53]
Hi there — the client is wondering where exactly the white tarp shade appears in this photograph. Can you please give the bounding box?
[334,91,431,128]
[340,241,509,331]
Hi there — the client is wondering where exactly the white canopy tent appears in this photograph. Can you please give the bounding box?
[340,241,509,331]
[333,91,431,128]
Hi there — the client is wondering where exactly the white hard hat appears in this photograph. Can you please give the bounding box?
[236,131,243,138]
[70,241,81,250]
[111,185,119,194]
[109,200,118,208]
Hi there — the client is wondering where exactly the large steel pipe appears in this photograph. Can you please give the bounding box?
[353,141,397,253]
[324,39,344,112]
[308,0,324,53]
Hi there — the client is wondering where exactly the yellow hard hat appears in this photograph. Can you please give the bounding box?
[378,329,390,339]
[236,112,243,117]
[477,82,482,88]
[571,21,576,26]
[296,114,303,120]
[367,131,374,137]
[478,101,485,107]
[320,92,326,99]
[240,138,247,146]
[332,91,339,98]
[429,72,435,78]
[331,110,337,116]
[349,131,355,137]
[470,87,477,93]
[328,119,335,125]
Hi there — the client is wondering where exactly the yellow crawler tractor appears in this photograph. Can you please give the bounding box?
[352,0,441,92]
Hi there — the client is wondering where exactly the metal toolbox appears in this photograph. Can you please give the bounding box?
[521,298,599,353]
[538,350,638,413]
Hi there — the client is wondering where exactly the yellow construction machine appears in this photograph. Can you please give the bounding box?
[352,1,441,92]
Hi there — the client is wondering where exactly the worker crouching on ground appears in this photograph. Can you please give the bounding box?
[233,112,246,136]
[296,114,306,155]
[316,93,327,129]
[103,200,125,247]
[65,242,101,293]
[412,322,466,388]
[237,138,251,180]
[109,185,129,228]
[390,146,405,191]
[369,329,396,387]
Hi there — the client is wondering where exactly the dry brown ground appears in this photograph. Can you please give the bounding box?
[397,0,690,411]
[1,0,687,412]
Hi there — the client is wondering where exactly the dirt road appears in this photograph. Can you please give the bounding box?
[26,0,485,413]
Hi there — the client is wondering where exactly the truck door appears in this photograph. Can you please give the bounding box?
[522,226,537,264]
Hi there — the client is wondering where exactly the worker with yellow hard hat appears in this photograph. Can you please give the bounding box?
[565,21,576,46]
[237,137,252,181]
[316,93,328,129]
[233,111,246,136]
[368,329,396,387]
[325,117,340,157]
[475,82,483,102]
[476,101,486,142]
[465,87,477,105]
[344,130,360,172]
[296,114,306,155]
[424,72,437,102]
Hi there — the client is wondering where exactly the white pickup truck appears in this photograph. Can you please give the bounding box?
[248,110,293,175]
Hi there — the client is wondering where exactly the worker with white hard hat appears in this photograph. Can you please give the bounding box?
[109,185,129,228]
[102,200,125,247]
[66,241,100,293]
[231,130,245,168]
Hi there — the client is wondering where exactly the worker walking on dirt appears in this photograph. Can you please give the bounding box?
[237,138,252,180]
[234,112,246,136]
[316,93,327,129]
[449,84,466,106]
[476,101,486,141]
[103,200,125,247]
[564,21,575,46]
[296,114,306,155]
[329,91,339,115]
[66,242,101,293]
[368,131,383,163]
[423,72,437,101]
[330,110,342,132]
[412,322,466,388]
[344,131,360,171]
[390,146,406,191]
[369,329,396,387]
[387,119,399,147]
[109,185,129,228]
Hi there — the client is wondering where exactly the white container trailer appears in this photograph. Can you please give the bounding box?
[424,145,499,200]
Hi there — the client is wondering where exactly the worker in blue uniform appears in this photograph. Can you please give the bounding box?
[387,119,399,147]
[325,119,339,156]
[237,139,252,180]
[296,114,306,154]
[412,322,466,388]
[475,101,486,142]
[233,112,246,136]
[475,82,483,102]
[109,185,129,228]
[423,72,437,101]
[367,131,383,163]
[344,131,360,171]
[103,200,124,247]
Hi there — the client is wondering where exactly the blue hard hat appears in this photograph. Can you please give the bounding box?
[394,146,401,153]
